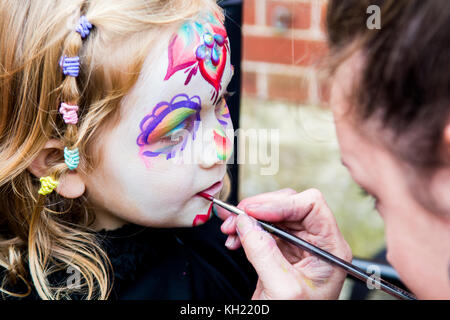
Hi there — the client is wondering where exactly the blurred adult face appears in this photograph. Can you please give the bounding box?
[329,51,450,299]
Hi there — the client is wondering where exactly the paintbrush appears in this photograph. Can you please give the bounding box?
[197,192,416,300]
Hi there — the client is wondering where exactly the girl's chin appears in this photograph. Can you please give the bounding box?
[124,197,214,228]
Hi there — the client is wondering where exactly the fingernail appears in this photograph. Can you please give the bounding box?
[225,236,234,248]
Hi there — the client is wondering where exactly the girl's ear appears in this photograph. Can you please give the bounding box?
[27,139,86,199]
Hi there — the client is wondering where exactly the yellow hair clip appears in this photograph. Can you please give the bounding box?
[38,176,59,195]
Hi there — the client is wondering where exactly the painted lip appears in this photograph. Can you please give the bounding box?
[197,181,223,197]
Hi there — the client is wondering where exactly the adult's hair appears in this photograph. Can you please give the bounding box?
[326,0,450,168]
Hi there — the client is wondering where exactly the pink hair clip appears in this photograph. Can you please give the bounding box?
[59,103,79,124]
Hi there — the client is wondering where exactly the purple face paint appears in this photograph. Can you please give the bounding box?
[137,93,201,167]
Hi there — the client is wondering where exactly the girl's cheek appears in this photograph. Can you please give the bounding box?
[218,105,234,162]
[213,125,233,162]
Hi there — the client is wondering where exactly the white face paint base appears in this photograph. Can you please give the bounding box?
[82,12,234,230]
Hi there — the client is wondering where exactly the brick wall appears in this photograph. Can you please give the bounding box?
[242,0,329,105]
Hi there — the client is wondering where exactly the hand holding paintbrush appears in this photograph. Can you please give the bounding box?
[199,188,416,300]
[200,188,353,300]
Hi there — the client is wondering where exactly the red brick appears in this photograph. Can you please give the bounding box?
[243,35,328,66]
[242,71,257,96]
[267,74,309,104]
[266,1,311,30]
[243,0,256,25]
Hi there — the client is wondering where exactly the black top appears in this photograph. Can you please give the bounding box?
[1,214,257,300]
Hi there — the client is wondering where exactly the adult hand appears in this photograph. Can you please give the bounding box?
[217,188,352,300]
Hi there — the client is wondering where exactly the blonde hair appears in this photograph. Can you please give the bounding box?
[0,0,224,300]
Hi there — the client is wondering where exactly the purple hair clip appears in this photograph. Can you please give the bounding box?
[75,15,93,39]
[59,55,80,77]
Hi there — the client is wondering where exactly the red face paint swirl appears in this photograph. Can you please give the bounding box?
[192,202,213,227]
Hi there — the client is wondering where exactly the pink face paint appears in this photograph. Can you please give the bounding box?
[137,94,201,167]
[192,202,213,226]
[165,13,230,103]
[213,126,232,161]
[164,23,200,82]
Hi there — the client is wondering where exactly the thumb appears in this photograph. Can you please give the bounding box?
[236,214,302,299]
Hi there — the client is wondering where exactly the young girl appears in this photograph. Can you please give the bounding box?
[0,0,256,299]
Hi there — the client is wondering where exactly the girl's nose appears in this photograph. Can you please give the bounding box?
[198,143,221,168]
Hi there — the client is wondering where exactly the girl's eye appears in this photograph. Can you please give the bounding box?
[159,116,195,145]
[215,97,226,112]
[215,97,230,124]
[215,91,233,112]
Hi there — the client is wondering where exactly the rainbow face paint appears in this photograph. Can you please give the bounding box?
[83,9,235,232]
[137,94,201,166]
[213,126,232,161]
[165,13,229,103]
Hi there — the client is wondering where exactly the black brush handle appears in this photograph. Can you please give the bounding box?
[258,220,416,300]
[211,197,416,300]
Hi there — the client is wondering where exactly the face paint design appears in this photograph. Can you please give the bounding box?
[136,93,201,167]
[165,13,229,103]
[213,126,232,161]
[82,8,236,233]
[192,202,213,227]
[215,98,230,127]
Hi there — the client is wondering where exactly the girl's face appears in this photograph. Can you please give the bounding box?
[82,13,234,230]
